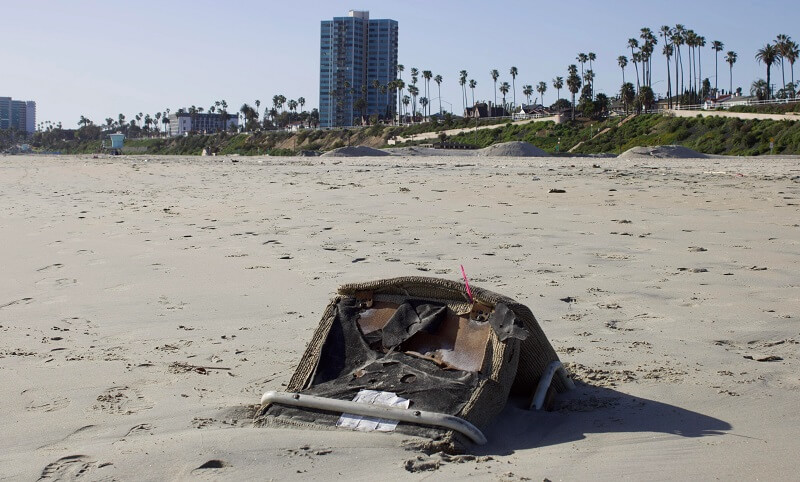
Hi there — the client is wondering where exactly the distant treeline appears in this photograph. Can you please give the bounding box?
[4,114,799,156]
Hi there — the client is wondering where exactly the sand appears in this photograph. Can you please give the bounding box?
[386,141,549,157]
[1,153,799,480]
[320,146,389,157]
[619,145,708,159]
[477,141,548,157]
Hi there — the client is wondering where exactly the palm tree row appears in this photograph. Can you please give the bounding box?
[619,26,800,108]
[73,94,320,137]
[74,109,172,137]
[755,35,799,100]
[617,25,736,108]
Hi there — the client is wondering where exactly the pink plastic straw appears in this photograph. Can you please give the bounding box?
[460,265,474,303]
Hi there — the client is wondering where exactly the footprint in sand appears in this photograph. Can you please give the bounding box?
[104,283,132,292]
[124,423,154,437]
[26,397,70,413]
[0,297,34,309]
[38,455,112,481]
[93,386,152,415]
[35,278,77,287]
[36,263,64,272]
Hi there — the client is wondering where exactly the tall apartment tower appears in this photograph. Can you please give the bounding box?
[319,10,398,128]
[0,97,36,133]
[0,97,11,130]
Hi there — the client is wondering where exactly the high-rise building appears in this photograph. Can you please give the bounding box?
[25,101,36,134]
[0,97,36,133]
[319,10,398,128]
[0,97,11,130]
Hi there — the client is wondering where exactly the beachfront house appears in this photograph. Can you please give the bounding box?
[703,94,733,110]
[465,102,509,119]
[167,111,238,136]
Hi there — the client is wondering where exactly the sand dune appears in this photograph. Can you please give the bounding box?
[477,141,548,157]
[619,145,708,159]
[1,153,799,479]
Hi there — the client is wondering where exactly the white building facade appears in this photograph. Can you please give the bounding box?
[167,112,238,136]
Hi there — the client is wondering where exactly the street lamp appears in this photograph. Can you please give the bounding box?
[430,98,453,115]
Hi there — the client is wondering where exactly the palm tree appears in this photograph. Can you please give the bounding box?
[775,35,791,92]
[434,74,443,115]
[618,55,628,86]
[620,82,635,114]
[659,26,673,104]
[380,83,389,119]
[663,44,674,107]
[459,70,468,114]
[509,66,518,110]
[522,84,533,105]
[397,64,404,81]
[154,112,161,136]
[697,35,706,94]
[499,82,510,113]
[408,84,419,120]
[641,28,657,86]
[553,76,564,102]
[388,80,399,124]
[712,40,724,94]
[628,39,640,92]
[673,25,686,95]
[422,70,433,117]
[755,44,779,99]
[577,53,588,80]
[639,41,654,88]
[255,99,261,121]
[751,79,769,100]
[468,79,477,108]
[725,51,737,96]
[490,69,500,108]
[787,41,799,96]
[536,81,547,107]
[685,30,697,93]
[240,103,259,131]
[583,70,595,93]
[566,65,581,120]
[420,97,429,121]
[395,79,405,124]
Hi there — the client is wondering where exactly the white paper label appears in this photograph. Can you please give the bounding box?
[336,389,410,432]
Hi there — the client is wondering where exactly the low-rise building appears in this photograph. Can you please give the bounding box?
[167,111,238,136]
[465,102,508,118]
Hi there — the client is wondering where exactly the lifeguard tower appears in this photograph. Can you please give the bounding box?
[102,133,125,155]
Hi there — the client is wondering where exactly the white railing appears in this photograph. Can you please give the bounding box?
[663,96,800,112]
[512,112,555,120]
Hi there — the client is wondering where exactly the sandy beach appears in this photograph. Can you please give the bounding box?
[1,153,799,480]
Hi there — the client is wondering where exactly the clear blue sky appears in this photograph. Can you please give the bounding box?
[2,0,796,127]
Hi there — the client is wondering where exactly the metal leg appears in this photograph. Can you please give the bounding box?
[529,361,575,411]
[261,391,487,445]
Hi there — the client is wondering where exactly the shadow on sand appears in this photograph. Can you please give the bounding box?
[478,382,732,455]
